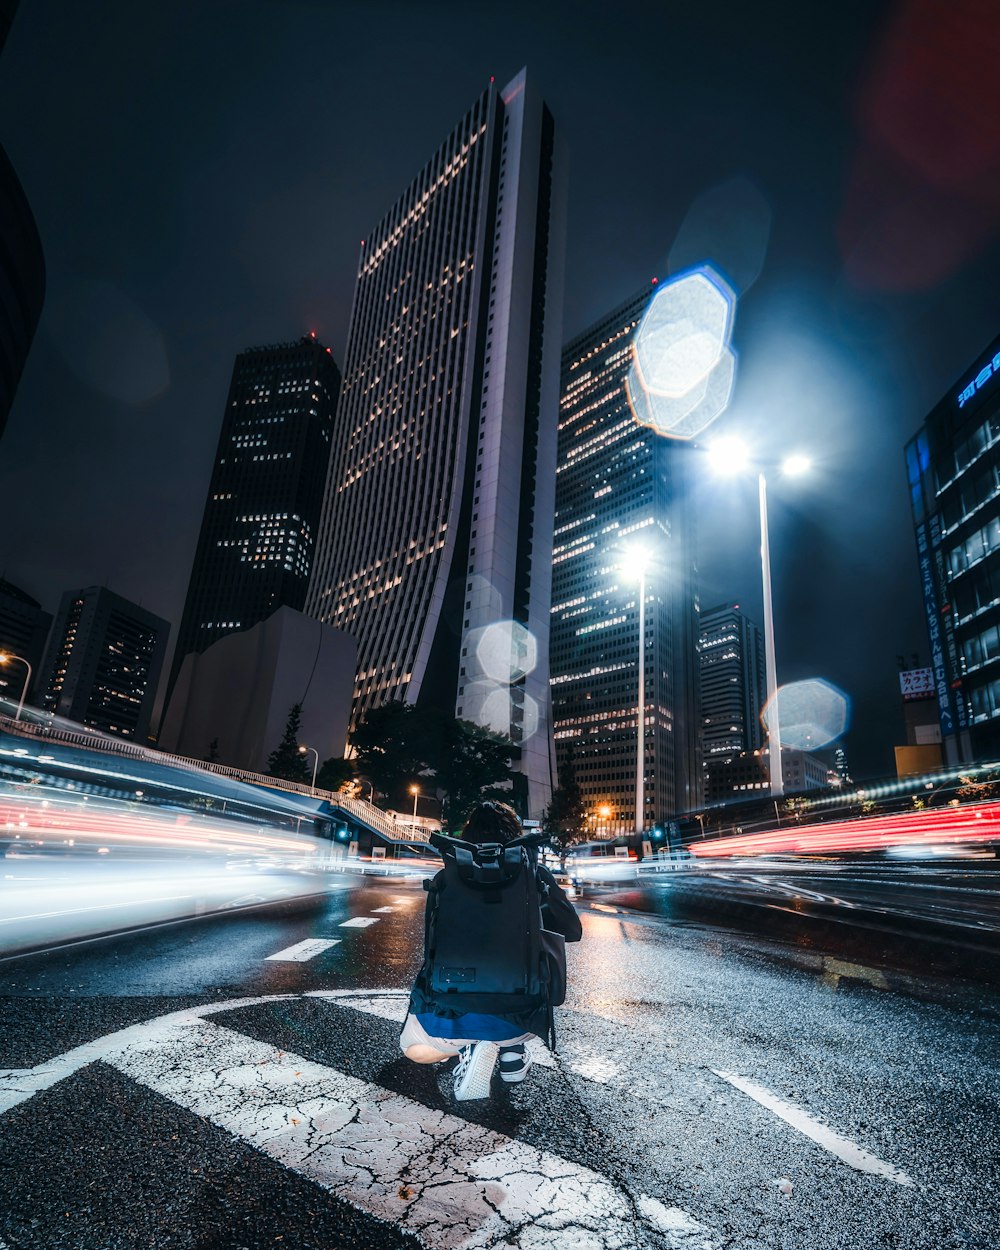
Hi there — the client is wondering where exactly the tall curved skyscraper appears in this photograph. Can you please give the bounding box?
[306,69,567,818]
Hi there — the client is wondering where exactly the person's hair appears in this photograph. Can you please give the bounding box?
[460,800,522,846]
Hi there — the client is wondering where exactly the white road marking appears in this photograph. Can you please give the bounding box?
[371,906,396,913]
[712,1069,914,1187]
[0,992,718,1250]
[265,938,341,962]
[392,896,416,903]
[320,994,914,1185]
[339,917,379,928]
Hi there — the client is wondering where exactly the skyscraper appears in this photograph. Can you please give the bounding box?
[0,577,51,702]
[1,1,45,443]
[306,69,567,818]
[38,586,168,740]
[168,335,340,700]
[699,602,765,763]
[550,290,701,835]
[906,331,1000,764]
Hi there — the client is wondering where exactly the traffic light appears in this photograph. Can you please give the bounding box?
[336,827,350,841]
[651,827,665,842]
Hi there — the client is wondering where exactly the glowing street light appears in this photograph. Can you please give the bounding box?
[409,783,420,829]
[706,446,813,797]
[620,545,651,837]
[0,652,32,722]
[298,744,319,795]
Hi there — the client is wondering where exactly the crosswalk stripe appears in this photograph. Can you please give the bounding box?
[339,917,380,928]
[265,939,341,962]
[371,906,396,913]
[0,992,718,1249]
[108,1013,717,1249]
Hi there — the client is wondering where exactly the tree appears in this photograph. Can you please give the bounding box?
[351,702,434,801]
[266,704,311,783]
[317,756,354,793]
[543,746,587,846]
[433,714,518,829]
[350,701,518,825]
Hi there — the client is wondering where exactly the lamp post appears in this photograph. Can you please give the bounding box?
[0,652,32,722]
[298,745,319,795]
[409,784,420,831]
[620,547,650,836]
[706,440,811,799]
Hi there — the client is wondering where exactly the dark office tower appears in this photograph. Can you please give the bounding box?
[550,290,701,834]
[306,69,567,819]
[699,602,765,764]
[38,587,168,739]
[0,1,45,441]
[0,578,51,702]
[906,331,1000,765]
[168,335,340,699]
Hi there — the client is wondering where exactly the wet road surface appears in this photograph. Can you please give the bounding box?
[1,872,998,1249]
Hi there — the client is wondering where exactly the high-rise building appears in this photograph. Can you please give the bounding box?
[38,586,169,739]
[167,335,340,701]
[905,331,1000,764]
[699,602,765,765]
[549,290,701,835]
[0,577,51,702]
[306,69,567,818]
[1,0,45,442]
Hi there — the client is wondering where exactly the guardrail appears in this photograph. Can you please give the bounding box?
[0,713,427,844]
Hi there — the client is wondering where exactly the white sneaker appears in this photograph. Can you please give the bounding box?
[453,1041,499,1101]
[499,1043,533,1084]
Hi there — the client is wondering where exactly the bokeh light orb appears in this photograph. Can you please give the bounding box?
[475,620,538,685]
[625,265,737,442]
[763,678,850,751]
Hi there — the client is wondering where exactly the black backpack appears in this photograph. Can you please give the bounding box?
[416,832,566,1049]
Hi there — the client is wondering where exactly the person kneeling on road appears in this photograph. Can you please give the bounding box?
[400,800,582,1101]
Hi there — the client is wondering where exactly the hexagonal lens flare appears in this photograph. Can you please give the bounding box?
[762,678,850,751]
[475,620,538,685]
[625,265,738,441]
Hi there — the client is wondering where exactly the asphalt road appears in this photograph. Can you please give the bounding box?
[0,873,998,1250]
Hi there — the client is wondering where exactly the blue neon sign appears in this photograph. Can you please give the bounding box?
[957,350,1000,408]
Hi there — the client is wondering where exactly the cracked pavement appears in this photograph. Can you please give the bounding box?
[0,874,998,1249]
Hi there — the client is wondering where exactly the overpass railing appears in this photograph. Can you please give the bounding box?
[0,712,427,844]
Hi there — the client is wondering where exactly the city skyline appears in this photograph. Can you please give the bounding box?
[2,2,999,776]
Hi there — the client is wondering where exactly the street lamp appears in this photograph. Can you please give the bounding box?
[409,784,420,830]
[0,652,32,722]
[620,546,651,836]
[706,438,812,798]
[596,803,612,839]
[298,744,319,795]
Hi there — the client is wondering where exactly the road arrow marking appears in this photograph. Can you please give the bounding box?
[0,992,717,1250]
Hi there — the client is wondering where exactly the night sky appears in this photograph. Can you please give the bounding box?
[2,0,999,778]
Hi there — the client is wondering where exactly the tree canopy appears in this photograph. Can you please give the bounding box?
[543,745,587,846]
[351,701,517,826]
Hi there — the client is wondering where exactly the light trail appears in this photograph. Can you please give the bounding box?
[690,801,1000,858]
